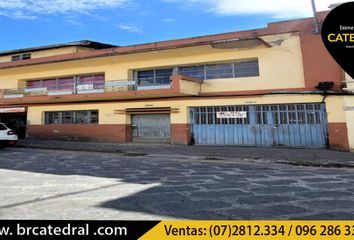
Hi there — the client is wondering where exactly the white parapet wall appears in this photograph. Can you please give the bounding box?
[344,73,354,93]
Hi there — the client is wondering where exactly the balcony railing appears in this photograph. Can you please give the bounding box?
[0,80,173,99]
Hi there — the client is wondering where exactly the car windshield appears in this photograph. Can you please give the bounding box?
[0,124,7,130]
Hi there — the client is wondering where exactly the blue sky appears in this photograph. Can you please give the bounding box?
[0,0,347,51]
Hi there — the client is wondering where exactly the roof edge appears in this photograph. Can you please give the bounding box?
[0,40,118,57]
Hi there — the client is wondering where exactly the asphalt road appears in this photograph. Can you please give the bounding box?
[0,147,354,220]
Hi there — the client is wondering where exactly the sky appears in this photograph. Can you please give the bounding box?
[0,0,350,51]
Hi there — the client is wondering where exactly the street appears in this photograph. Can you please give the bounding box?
[0,147,354,219]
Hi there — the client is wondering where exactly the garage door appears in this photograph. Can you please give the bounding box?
[191,104,327,148]
[132,114,171,143]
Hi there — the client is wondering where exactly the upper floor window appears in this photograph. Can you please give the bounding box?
[137,68,173,86]
[179,59,259,80]
[77,74,105,89]
[26,73,105,91]
[11,53,31,61]
[134,59,259,85]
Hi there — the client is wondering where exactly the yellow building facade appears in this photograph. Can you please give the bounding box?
[0,14,353,151]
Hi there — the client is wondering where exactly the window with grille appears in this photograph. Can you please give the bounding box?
[44,110,98,125]
[179,59,259,80]
[26,73,105,91]
[178,65,204,79]
[256,104,322,125]
[192,106,250,125]
[137,69,173,86]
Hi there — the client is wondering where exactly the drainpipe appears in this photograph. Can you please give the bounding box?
[311,0,321,33]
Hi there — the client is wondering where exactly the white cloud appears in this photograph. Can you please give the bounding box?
[164,0,351,18]
[0,0,130,19]
[162,18,176,23]
[118,23,142,33]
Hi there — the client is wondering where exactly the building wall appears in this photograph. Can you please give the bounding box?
[0,14,352,151]
[344,96,354,151]
[0,33,306,93]
[0,46,87,63]
[25,94,350,150]
[299,31,343,91]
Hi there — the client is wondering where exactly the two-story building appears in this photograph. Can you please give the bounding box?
[0,11,353,151]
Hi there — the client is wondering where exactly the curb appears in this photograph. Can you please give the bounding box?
[13,144,354,169]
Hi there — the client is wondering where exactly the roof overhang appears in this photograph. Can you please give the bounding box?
[211,37,271,49]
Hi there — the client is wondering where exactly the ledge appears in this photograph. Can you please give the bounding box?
[0,75,202,105]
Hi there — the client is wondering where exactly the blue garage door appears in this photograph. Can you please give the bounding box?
[190,103,327,148]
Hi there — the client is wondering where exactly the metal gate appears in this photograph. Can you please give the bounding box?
[132,114,171,143]
[190,103,327,148]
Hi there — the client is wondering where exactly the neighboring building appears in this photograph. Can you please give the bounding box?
[0,12,353,151]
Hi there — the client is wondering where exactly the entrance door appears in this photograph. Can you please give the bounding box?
[191,103,327,148]
[132,114,171,143]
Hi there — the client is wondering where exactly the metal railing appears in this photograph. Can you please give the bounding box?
[0,80,173,99]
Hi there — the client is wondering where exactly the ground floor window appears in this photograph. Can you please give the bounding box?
[44,110,98,124]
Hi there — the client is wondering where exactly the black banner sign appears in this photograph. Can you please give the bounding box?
[321,2,354,79]
[0,220,160,240]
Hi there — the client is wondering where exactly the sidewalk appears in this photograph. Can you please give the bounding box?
[16,139,354,168]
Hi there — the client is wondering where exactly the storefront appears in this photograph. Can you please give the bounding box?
[0,107,27,138]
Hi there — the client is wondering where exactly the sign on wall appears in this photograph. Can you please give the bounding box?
[0,107,26,113]
[344,106,354,111]
[216,111,247,119]
[76,84,94,91]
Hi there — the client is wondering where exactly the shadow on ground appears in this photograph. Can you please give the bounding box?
[1,148,354,219]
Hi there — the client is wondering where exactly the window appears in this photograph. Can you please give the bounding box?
[77,74,105,89]
[206,63,233,79]
[256,105,269,124]
[58,77,75,91]
[234,60,259,77]
[179,59,259,80]
[11,53,31,61]
[178,65,204,79]
[257,104,323,125]
[134,59,259,84]
[0,124,7,130]
[137,69,173,86]
[192,106,250,125]
[26,73,104,91]
[44,110,98,125]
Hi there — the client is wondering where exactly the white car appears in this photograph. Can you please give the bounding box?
[0,123,18,147]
